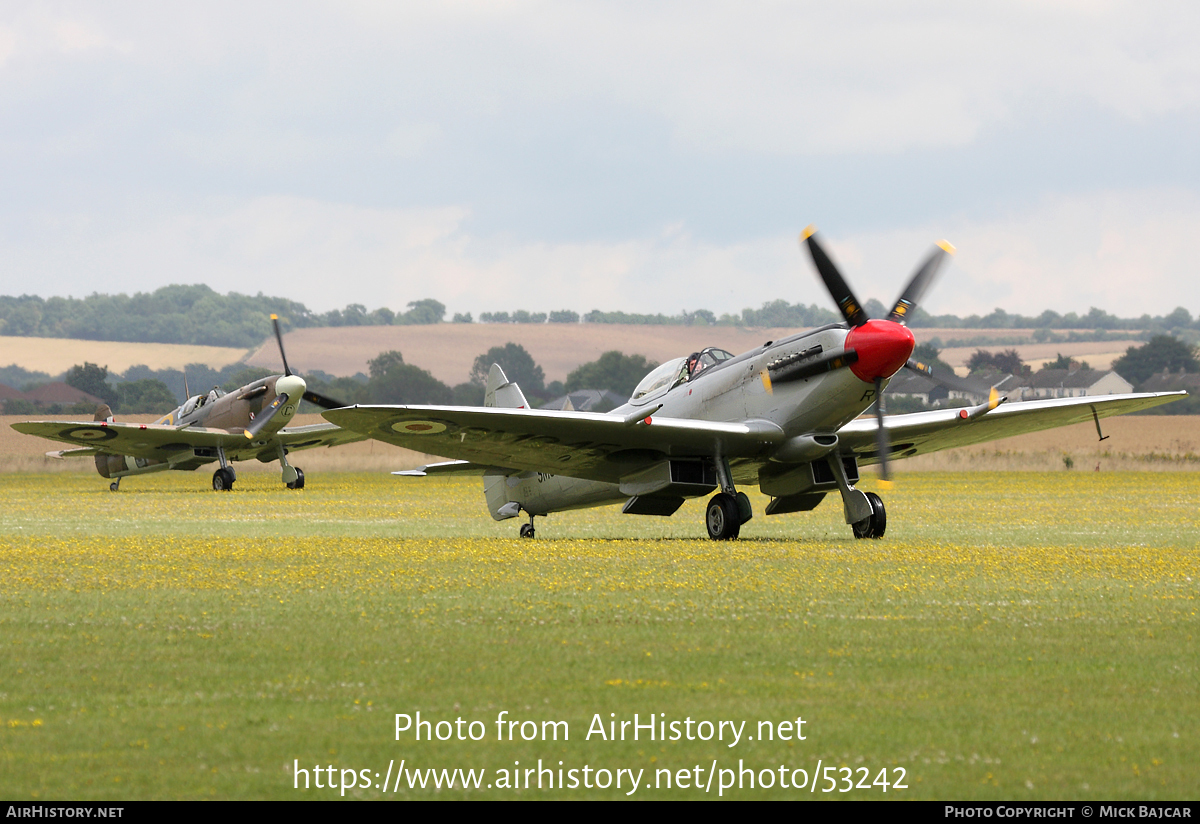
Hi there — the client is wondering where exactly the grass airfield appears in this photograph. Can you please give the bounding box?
[0,471,1196,800]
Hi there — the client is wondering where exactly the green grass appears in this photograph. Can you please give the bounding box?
[0,471,1196,799]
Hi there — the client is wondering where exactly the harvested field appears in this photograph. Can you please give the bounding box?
[941,340,1142,373]
[0,336,249,377]
[0,328,1146,385]
[243,325,1144,385]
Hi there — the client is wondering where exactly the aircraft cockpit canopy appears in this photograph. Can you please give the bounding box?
[632,357,687,400]
[179,395,204,416]
[690,347,734,375]
[630,347,736,400]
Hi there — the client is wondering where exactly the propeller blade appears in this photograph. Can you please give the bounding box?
[885,241,955,324]
[243,392,289,440]
[801,226,870,327]
[302,390,349,410]
[873,376,891,486]
[271,314,293,377]
[904,358,998,397]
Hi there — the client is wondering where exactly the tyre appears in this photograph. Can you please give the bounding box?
[212,468,234,491]
[852,492,886,538]
[287,468,305,490]
[706,493,741,540]
[519,523,535,539]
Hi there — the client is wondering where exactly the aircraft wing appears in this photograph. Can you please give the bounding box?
[835,391,1188,463]
[323,405,785,484]
[394,460,505,477]
[46,446,105,459]
[11,420,251,461]
[272,422,370,451]
[12,419,368,463]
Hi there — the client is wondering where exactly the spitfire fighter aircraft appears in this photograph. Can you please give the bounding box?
[12,316,364,491]
[323,229,1186,540]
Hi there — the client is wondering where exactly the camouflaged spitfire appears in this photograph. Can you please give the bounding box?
[12,317,365,492]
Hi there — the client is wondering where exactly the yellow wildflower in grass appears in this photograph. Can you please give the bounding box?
[0,471,1195,799]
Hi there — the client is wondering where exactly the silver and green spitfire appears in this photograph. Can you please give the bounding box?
[12,316,365,492]
[323,228,1187,540]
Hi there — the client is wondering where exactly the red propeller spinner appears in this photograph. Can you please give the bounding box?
[844,319,916,383]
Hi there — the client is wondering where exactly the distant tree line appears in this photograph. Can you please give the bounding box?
[0,286,449,348]
[4,285,1199,350]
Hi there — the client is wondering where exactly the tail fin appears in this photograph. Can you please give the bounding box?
[94,404,113,423]
[484,364,529,409]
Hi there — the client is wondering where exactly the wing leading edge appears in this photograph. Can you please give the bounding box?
[323,404,785,484]
[12,420,367,463]
[836,391,1187,463]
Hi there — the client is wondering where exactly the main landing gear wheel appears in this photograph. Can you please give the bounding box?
[852,491,886,539]
[286,467,305,490]
[706,492,741,540]
[212,467,235,491]
[519,522,536,539]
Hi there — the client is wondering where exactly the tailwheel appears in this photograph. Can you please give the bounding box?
[212,467,236,491]
[706,492,741,540]
[519,521,536,539]
[286,467,305,490]
[109,481,120,492]
[852,491,886,539]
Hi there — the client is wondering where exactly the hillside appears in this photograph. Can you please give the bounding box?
[1,325,1146,388]
[0,335,249,377]
[244,324,1142,385]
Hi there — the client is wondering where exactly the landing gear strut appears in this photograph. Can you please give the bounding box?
[277,444,304,489]
[705,455,752,540]
[827,453,886,539]
[519,513,536,539]
[212,446,235,491]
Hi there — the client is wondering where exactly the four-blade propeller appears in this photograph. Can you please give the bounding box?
[800,226,987,483]
[269,314,348,412]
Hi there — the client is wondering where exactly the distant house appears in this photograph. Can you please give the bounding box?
[945,369,1023,405]
[1022,369,1132,400]
[1136,369,1200,395]
[541,389,629,412]
[21,382,105,407]
[0,383,29,403]
[883,371,949,406]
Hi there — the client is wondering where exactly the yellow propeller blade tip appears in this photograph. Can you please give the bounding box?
[244,430,254,439]
[270,313,279,320]
[937,240,956,254]
[800,225,817,240]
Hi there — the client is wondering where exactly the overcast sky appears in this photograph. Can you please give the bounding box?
[2,2,1198,319]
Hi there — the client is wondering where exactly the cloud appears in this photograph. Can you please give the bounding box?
[823,187,1200,318]
[8,187,1197,322]
[2,3,1199,321]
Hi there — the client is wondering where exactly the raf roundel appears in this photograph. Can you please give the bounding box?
[390,420,448,435]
